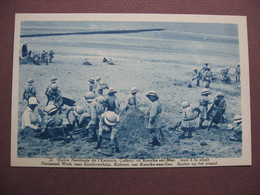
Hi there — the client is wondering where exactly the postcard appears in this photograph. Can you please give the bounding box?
[11,14,251,168]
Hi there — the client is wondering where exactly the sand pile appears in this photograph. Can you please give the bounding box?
[116,107,152,158]
[118,107,150,140]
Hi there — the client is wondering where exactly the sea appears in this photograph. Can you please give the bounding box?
[20,21,240,67]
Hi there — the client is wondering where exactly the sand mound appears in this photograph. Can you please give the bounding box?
[116,107,152,157]
[118,107,150,140]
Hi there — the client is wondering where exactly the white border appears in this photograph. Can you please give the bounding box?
[11,14,251,168]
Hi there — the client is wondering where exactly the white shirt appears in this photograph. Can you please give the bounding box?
[21,107,40,130]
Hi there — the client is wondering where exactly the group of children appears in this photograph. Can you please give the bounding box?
[21,65,242,154]
[185,63,242,141]
[191,63,241,89]
[21,75,147,152]
[175,86,241,141]
[21,42,55,65]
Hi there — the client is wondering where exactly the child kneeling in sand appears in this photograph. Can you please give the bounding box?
[37,104,63,138]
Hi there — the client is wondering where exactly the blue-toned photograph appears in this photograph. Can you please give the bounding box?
[16,17,244,161]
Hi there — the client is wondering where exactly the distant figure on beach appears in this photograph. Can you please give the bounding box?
[103,57,114,65]
[82,58,92,66]
[49,50,55,63]
[107,58,114,65]
[22,42,28,57]
[221,67,231,83]
[235,64,240,82]
[41,50,49,65]
[188,68,201,87]
[103,57,108,63]
[32,52,41,65]
[193,68,201,86]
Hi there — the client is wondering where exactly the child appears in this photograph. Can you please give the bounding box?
[88,78,95,92]
[71,106,85,129]
[45,83,63,109]
[93,76,101,92]
[229,115,242,142]
[192,68,201,86]
[179,101,198,139]
[106,88,120,114]
[203,66,213,88]
[95,111,120,153]
[235,64,241,82]
[199,88,212,128]
[207,92,226,130]
[95,81,109,96]
[125,87,139,111]
[146,90,162,147]
[39,104,63,138]
[23,78,36,102]
[21,97,41,137]
[86,96,106,142]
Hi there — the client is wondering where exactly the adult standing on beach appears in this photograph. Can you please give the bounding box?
[22,42,28,57]
[235,64,241,82]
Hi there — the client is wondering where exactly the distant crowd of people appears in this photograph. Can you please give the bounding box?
[20,42,54,65]
[190,63,240,89]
